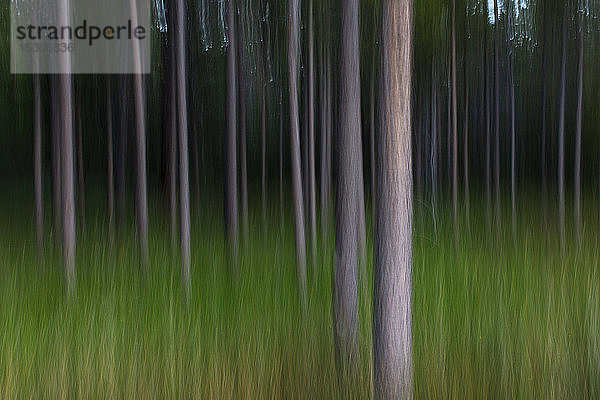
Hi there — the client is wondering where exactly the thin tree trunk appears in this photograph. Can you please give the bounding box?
[288,0,307,305]
[261,52,268,230]
[168,41,178,251]
[431,76,438,233]
[76,96,85,231]
[493,0,500,234]
[58,0,76,291]
[34,73,43,261]
[51,78,62,247]
[335,0,361,375]
[370,51,376,211]
[374,0,413,396]
[558,3,567,250]
[176,0,191,292]
[225,0,239,265]
[308,0,317,268]
[320,38,328,246]
[574,6,584,242]
[240,74,249,247]
[107,78,115,245]
[117,77,128,229]
[510,46,516,244]
[485,36,491,232]
[463,21,470,231]
[451,0,458,238]
[279,85,284,235]
[130,0,149,270]
[540,1,548,228]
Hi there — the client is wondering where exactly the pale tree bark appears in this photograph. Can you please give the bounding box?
[558,4,567,250]
[131,0,149,270]
[574,5,584,242]
[451,0,458,238]
[308,0,317,268]
[225,0,239,264]
[57,0,76,292]
[321,38,332,250]
[176,0,191,292]
[288,0,307,305]
[106,78,115,245]
[374,0,413,396]
[335,0,362,377]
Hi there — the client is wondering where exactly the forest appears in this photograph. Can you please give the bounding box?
[1,0,600,398]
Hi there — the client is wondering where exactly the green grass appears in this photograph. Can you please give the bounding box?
[1,193,599,398]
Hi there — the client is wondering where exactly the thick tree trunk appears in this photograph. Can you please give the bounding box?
[574,7,584,242]
[176,0,191,292]
[225,0,239,264]
[374,0,413,396]
[484,36,491,232]
[288,0,307,305]
[335,0,361,373]
[558,4,567,249]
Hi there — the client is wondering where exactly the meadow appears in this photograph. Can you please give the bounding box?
[1,190,599,399]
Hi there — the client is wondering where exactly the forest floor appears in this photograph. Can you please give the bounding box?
[1,192,599,399]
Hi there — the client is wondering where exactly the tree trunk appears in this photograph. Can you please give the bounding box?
[493,0,500,233]
[484,35,491,232]
[225,0,239,265]
[176,0,191,292]
[463,20,470,231]
[374,0,413,396]
[540,1,548,228]
[451,0,458,238]
[574,6,584,242]
[558,4,567,250]
[76,95,85,231]
[106,78,115,245]
[288,0,307,305]
[130,0,149,270]
[335,0,362,375]
[117,77,128,229]
[166,0,178,251]
[240,71,249,248]
[308,0,317,268]
[51,77,62,247]
[57,0,76,292]
[33,73,43,261]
